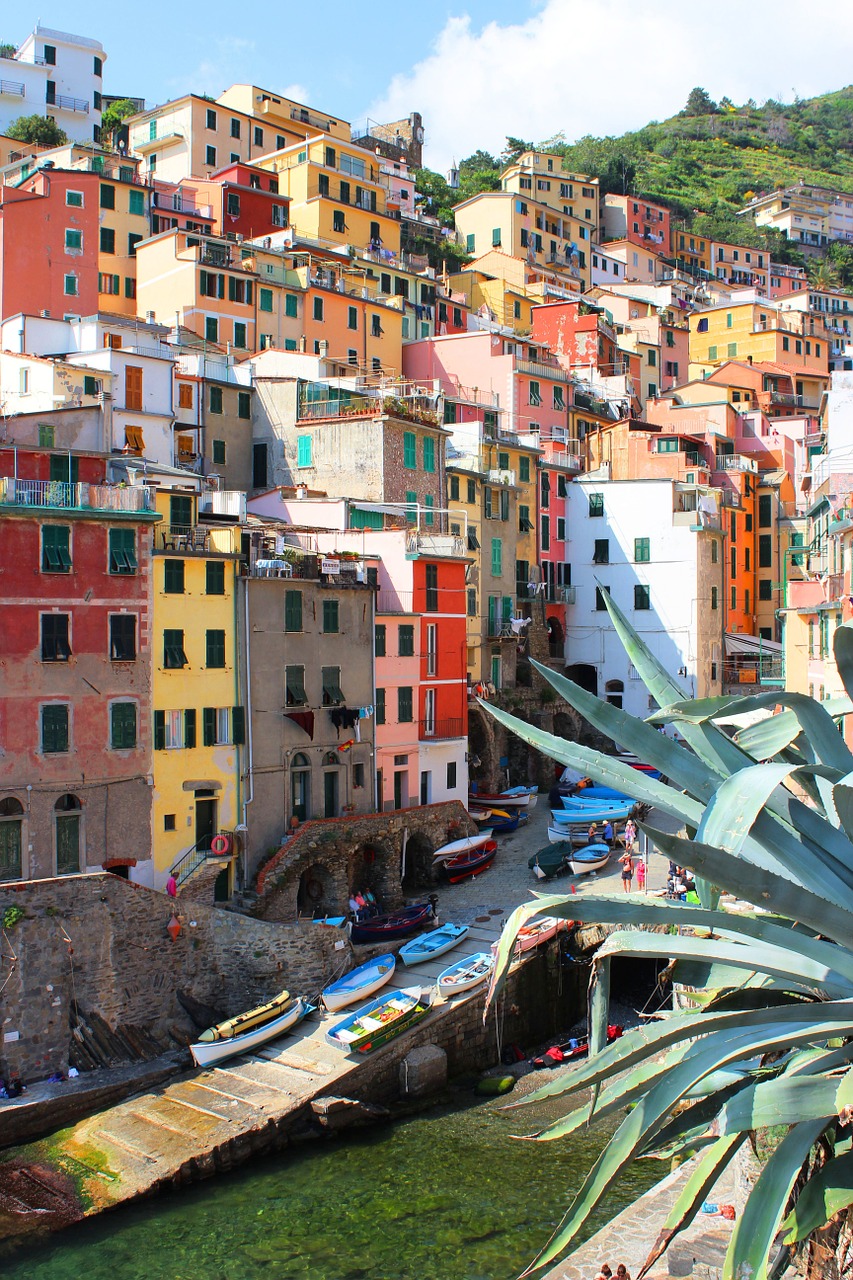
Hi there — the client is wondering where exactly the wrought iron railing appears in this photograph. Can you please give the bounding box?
[170,836,232,887]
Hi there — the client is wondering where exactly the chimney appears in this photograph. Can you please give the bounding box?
[145,310,156,324]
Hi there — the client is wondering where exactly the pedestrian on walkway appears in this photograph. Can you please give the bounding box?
[636,858,646,892]
[623,818,636,851]
[603,820,614,847]
[620,851,634,892]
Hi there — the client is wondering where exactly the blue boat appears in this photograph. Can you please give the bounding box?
[326,986,432,1053]
[399,922,469,966]
[552,803,633,824]
[490,811,528,834]
[321,953,396,1013]
[569,844,611,875]
[560,795,634,812]
[437,951,493,996]
[568,787,635,804]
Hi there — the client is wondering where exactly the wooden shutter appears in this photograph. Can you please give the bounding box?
[154,710,166,750]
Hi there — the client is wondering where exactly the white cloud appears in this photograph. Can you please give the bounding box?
[365,0,853,172]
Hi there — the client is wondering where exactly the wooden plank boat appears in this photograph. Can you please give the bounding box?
[321,954,396,1013]
[190,997,312,1067]
[527,844,569,879]
[350,901,435,945]
[552,802,634,823]
[560,793,634,810]
[399,922,469,965]
[489,812,526,835]
[325,986,432,1054]
[441,840,497,883]
[569,844,611,875]
[573,784,635,801]
[437,951,493,996]
[433,830,494,861]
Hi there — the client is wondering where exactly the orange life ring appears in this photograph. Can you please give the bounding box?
[211,834,230,855]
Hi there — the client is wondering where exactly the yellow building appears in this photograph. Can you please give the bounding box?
[449,250,580,335]
[501,151,599,241]
[95,162,151,315]
[670,228,712,276]
[688,302,831,392]
[151,486,243,894]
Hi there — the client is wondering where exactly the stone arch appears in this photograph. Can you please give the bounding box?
[467,702,498,792]
[401,831,435,892]
[296,861,335,918]
[605,678,624,710]
[547,615,564,661]
[566,662,597,695]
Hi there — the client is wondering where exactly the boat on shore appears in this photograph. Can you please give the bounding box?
[437,952,493,996]
[489,811,527,835]
[190,997,312,1067]
[548,824,616,846]
[399,923,469,965]
[350,901,435,945]
[569,844,611,875]
[554,801,634,823]
[433,830,493,861]
[321,954,396,1012]
[441,840,497,883]
[499,785,539,809]
[468,791,530,810]
[515,916,564,952]
[325,986,432,1054]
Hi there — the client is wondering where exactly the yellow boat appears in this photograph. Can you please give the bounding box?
[197,989,292,1043]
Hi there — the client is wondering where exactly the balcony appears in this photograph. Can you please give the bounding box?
[376,589,414,614]
[419,718,465,741]
[539,442,582,472]
[406,532,466,558]
[714,454,758,474]
[50,92,89,114]
[768,391,822,410]
[487,467,516,487]
[290,105,335,132]
[0,79,25,98]
[154,524,238,554]
[516,358,569,382]
[0,478,155,513]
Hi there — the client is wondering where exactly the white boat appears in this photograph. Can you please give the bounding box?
[437,951,493,996]
[500,785,539,810]
[569,844,611,875]
[190,998,311,1067]
[433,830,494,861]
[399,922,469,965]
[321,954,396,1013]
[516,917,563,951]
[469,791,530,809]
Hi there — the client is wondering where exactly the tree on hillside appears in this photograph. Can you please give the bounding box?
[458,149,499,176]
[808,258,841,291]
[101,98,137,149]
[827,242,853,290]
[5,114,67,146]
[414,168,456,228]
[682,87,718,116]
[501,136,533,164]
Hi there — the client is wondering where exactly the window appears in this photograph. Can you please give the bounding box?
[100,227,115,254]
[541,514,550,551]
[65,228,82,252]
[449,474,460,502]
[108,528,137,575]
[467,479,477,505]
[259,286,274,314]
[209,385,223,415]
[322,666,344,705]
[467,588,477,617]
[206,146,217,167]
[425,563,438,612]
[164,629,187,668]
[518,504,533,533]
[163,559,185,594]
[403,431,417,469]
[111,703,137,750]
[708,345,718,361]
[634,537,650,563]
[42,613,71,662]
[595,586,610,611]
[759,535,772,568]
[0,797,24,882]
[374,624,387,658]
[66,189,83,207]
[297,434,312,468]
[233,322,247,349]
[42,705,69,754]
[423,436,436,473]
[588,492,604,517]
[39,423,55,448]
[647,348,656,367]
[711,541,718,564]
[285,590,303,632]
[398,686,413,722]
[371,314,383,338]
[731,586,737,610]
[491,537,503,576]
[593,539,609,564]
[42,525,71,573]
[634,585,651,610]
[285,665,307,706]
[398,624,415,657]
[322,599,340,634]
[99,183,116,211]
[204,316,219,344]
[212,439,226,465]
[711,586,718,610]
[529,380,541,407]
[759,579,772,601]
[758,494,772,528]
[128,233,143,257]
[206,628,226,670]
[110,614,136,661]
[516,455,530,484]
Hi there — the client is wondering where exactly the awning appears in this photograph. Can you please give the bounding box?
[724,632,782,656]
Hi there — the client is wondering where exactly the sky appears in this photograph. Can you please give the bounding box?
[11,2,853,171]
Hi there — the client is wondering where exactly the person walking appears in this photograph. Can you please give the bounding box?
[636,858,646,892]
[623,818,636,852]
[603,820,614,847]
[620,850,634,892]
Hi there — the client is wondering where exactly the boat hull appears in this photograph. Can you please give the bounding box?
[569,845,611,875]
[326,986,432,1053]
[527,846,569,879]
[437,952,494,996]
[516,917,561,951]
[321,954,396,1012]
[433,831,493,860]
[350,902,434,945]
[469,792,529,809]
[399,923,469,966]
[190,998,310,1067]
[441,842,497,883]
[552,805,633,823]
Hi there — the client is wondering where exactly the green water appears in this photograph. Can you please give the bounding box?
[1,1087,659,1280]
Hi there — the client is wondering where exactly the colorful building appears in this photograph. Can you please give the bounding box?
[601,194,670,251]
[0,169,99,321]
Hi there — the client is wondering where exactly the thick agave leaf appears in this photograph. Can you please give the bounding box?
[833,773,853,843]
[781,1148,853,1244]
[597,581,689,709]
[717,1077,840,1134]
[724,1119,829,1280]
[697,762,845,856]
[833,620,853,703]
[638,1134,748,1280]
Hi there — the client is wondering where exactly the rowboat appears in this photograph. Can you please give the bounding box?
[193,988,291,1042]
[560,794,633,811]
[499,785,539,809]
[325,986,433,1053]
[441,840,497,883]
[615,751,662,780]
[190,997,312,1067]
[552,803,633,823]
[489,812,527,835]
[528,844,569,879]
[350,901,435,945]
[469,791,530,809]
[569,844,611,875]
[469,807,495,824]
[574,784,635,801]
[516,916,563,952]
[437,951,493,996]
[321,953,396,1012]
[399,922,469,965]
[433,830,494,861]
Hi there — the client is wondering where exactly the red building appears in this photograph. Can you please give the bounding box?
[411,548,469,805]
[531,298,618,373]
[196,162,291,241]
[0,447,159,883]
[0,171,99,322]
[601,194,671,251]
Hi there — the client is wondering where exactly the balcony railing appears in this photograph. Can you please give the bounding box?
[516,358,569,382]
[154,524,238,554]
[418,718,464,741]
[406,532,466,558]
[714,454,758,474]
[0,478,154,512]
[51,92,89,114]
[0,79,25,97]
[376,589,414,614]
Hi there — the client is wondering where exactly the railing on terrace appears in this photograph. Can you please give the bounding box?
[827,572,845,601]
[376,589,414,614]
[170,836,233,888]
[445,381,502,409]
[516,358,569,381]
[151,190,214,218]
[418,718,464,741]
[290,105,339,132]
[539,444,582,472]
[0,79,25,97]
[714,454,758,474]
[175,354,243,384]
[0,478,154,512]
[768,391,822,411]
[52,92,88,114]
[406,532,466,558]
[154,525,237,554]
[723,657,785,688]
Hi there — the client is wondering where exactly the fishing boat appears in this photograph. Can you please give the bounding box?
[615,751,662,780]
[433,830,494,861]
[560,793,633,810]
[437,951,493,996]
[468,790,530,809]
[573,784,635,802]
[569,844,611,875]
[190,996,312,1067]
[441,840,498,883]
[516,916,563,952]
[527,845,570,880]
[552,802,634,823]
[350,901,435,945]
[499,785,539,809]
[489,811,526,835]
[321,954,396,1013]
[325,986,432,1053]
[399,922,469,965]
[470,807,495,825]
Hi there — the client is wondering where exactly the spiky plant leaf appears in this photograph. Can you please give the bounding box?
[781,1149,853,1244]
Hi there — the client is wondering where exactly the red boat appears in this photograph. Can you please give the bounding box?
[441,840,497,884]
[532,1024,624,1069]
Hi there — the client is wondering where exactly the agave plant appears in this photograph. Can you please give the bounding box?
[484,589,853,1280]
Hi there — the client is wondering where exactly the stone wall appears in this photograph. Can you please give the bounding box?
[253,800,477,921]
[0,874,350,1083]
[469,691,612,793]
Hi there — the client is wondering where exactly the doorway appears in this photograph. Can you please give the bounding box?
[393,770,406,810]
[195,791,217,851]
[420,770,431,805]
[323,770,339,818]
[291,752,311,822]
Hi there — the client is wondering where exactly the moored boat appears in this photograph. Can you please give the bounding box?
[325,986,432,1053]
[350,901,436,945]
[499,785,539,809]
[399,922,469,965]
[527,845,569,879]
[321,954,396,1012]
[468,790,530,809]
[552,802,634,823]
[437,951,493,996]
[569,844,611,875]
[433,830,494,861]
[193,988,292,1042]
[190,997,312,1067]
[516,916,563,952]
[560,793,633,810]
[441,840,497,883]
[489,811,526,835]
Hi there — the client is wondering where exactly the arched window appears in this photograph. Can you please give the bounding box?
[605,679,624,711]
[291,753,311,822]
[0,797,24,882]
[55,793,82,875]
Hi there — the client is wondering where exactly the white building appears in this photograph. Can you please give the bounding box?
[590,245,624,288]
[563,474,725,719]
[0,26,106,145]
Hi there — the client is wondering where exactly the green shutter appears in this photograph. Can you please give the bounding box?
[232,706,245,745]
[491,537,502,576]
[403,431,417,469]
[42,704,69,753]
[154,710,166,750]
[322,599,339,633]
[110,702,137,749]
[259,287,273,312]
[203,707,216,746]
[184,708,196,749]
[423,436,435,473]
[284,589,302,632]
[405,490,417,522]
[285,293,298,317]
[424,495,434,526]
[206,629,226,668]
[297,434,312,467]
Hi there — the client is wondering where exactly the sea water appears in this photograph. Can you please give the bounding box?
[0,1087,659,1280]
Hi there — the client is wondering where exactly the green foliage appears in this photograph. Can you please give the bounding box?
[0,42,16,58]
[482,601,853,1277]
[682,87,718,116]
[3,905,24,929]
[502,136,533,163]
[101,97,137,141]
[5,114,68,146]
